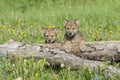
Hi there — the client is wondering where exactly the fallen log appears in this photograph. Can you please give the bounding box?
[84,41,120,61]
[0,40,120,74]
[42,41,120,62]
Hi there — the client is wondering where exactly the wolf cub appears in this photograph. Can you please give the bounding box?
[42,28,58,44]
[63,19,86,53]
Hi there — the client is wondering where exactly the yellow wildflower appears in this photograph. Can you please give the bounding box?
[23,30,27,34]
[19,56,22,60]
[12,63,15,67]
[3,25,6,29]
[8,25,11,28]
[35,73,39,77]
[109,30,112,33]
[24,62,26,66]
[24,59,27,66]
[3,25,6,31]
[18,19,21,23]
[48,25,55,28]
[30,25,33,29]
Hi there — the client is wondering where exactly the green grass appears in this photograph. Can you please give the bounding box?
[0,57,120,80]
[0,0,120,79]
[0,0,120,43]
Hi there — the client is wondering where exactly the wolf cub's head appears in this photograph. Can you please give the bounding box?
[42,28,58,43]
[64,19,80,38]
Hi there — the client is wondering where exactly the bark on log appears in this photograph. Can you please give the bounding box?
[0,40,120,74]
[84,41,120,61]
[42,41,120,62]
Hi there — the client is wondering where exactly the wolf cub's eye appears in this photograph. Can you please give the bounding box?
[51,35,54,37]
[46,35,48,37]
[73,28,75,30]
[67,28,69,30]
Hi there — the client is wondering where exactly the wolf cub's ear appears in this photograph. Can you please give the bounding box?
[75,19,80,25]
[63,19,68,25]
[42,27,47,33]
[53,28,59,34]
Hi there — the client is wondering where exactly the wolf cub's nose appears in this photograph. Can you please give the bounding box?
[48,39,51,42]
[68,32,72,36]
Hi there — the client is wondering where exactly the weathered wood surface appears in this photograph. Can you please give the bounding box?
[44,41,120,62]
[0,41,120,74]
[84,41,120,61]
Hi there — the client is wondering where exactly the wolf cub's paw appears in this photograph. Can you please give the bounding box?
[80,45,86,52]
